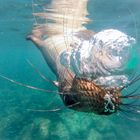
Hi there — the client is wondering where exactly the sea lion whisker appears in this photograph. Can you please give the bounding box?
[119,110,139,121]
[66,68,74,80]
[62,7,69,50]
[119,107,140,118]
[120,74,140,91]
[120,104,140,113]
[0,74,63,95]
[120,95,140,99]
[120,103,140,108]
[126,6,138,40]
[26,59,58,87]
[123,86,140,97]
[27,102,80,112]
[31,0,38,25]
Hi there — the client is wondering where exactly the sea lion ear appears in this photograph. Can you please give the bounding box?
[26,34,45,49]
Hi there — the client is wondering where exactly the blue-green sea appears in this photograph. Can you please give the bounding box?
[0,0,140,140]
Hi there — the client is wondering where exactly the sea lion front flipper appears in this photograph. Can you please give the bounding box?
[26,35,45,50]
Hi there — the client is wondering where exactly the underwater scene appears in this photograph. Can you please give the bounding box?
[0,0,140,140]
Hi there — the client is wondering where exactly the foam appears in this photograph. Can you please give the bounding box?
[60,29,136,87]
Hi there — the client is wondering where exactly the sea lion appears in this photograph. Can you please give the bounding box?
[26,0,139,116]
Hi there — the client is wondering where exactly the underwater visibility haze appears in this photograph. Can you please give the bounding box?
[0,0,140,140]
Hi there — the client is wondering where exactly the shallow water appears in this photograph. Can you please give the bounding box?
[0,0,140,140]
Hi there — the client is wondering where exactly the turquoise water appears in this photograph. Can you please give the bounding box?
[0,0,140,140]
